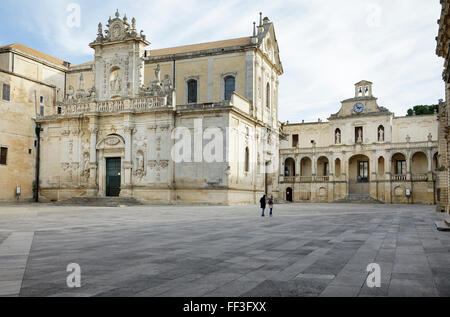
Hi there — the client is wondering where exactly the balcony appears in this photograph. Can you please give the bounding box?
[412,173,428,181]
[59,96,171,116]
[391,174,407,181]
[315,176,330,182]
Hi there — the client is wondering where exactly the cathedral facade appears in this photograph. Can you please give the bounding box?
[0,12,282,204]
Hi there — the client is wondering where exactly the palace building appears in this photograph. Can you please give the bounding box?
[279,81,439,204]
[0,11,282,204]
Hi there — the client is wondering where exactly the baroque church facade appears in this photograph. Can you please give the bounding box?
[0,11,282,204]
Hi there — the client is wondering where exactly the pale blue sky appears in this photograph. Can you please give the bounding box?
[0,0,444,122]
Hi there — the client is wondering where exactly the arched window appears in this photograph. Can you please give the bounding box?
[245,147,250,172]
[266,83,270,108]
[187,79,197,103]
[224,76,235,101]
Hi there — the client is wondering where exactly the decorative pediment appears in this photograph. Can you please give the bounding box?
[96,134,125,150]
[90,10,149,47]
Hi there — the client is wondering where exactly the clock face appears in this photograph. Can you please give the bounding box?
[354,103,364,113]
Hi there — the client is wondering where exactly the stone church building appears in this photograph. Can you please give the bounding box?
[0,11,282,204]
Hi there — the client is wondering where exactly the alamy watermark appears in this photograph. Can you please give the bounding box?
[66,263,81,288]
[66,3,81,28]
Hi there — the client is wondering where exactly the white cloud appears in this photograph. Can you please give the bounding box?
[8,0,444,122]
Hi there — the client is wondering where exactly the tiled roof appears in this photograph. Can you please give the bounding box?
[0,43,68,67]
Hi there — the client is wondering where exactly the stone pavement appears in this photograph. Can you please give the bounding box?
[0,203,449,297]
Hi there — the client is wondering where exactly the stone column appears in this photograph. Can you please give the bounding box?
[406,151,412,181]
[87,125,98,197]
[121,124,135,197]
[385,154,392,203]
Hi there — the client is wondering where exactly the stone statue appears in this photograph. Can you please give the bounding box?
[67,86,74,100]
[97,23,103,38]
[378,128,384,141]
[155,64,161,82]
[357,128,362,143]
[335,131,341,144]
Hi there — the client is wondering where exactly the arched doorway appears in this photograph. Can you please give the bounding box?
[286,187,293,202]
[96,134,125,197]
[348,154,370,195]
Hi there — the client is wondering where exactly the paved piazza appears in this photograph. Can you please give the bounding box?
[0,203,449,297]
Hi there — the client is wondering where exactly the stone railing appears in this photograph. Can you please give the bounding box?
[279,176,327,183]
[391,174,407,181]
[412,173,428,181]
[315,176,330,182]
[60,96,170,116]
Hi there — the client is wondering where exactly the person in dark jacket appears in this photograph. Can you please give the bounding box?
[268,196,274,217]
[260,195,267,217]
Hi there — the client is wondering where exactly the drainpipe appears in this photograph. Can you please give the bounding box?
[35,122,41,202]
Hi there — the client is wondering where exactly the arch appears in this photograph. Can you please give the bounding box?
[266,82,270,108]
[224,76,235,101]
[187,79,198,103]
[96,134,125,150]
[300,157,312,177]
[284,157,296,176]
[317,156,329,176]
[348,154,370,181]
[411,151,427,174]
[391,152,407,175]
[245,147,250,172]
[335,158,342,177]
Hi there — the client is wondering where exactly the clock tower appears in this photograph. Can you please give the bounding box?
[329,80,390,119]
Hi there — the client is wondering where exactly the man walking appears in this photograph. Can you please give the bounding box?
[260,195,267,217]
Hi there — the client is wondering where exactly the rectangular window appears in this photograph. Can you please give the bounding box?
[0,147,7,165]
[40,96,44,104]
[358,161,369,180]
[2,84,10,101]
[292,134,299,148]
[396,160,406,175]
[40,106,44,117]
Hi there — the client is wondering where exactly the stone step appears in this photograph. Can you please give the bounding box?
[334,196,384,204]
[435,221,450,232]
[54,197,144,207]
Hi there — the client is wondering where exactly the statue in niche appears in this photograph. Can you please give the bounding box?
[82,152,90,178]
[357,128,363,143]
[134,151,146,179]
[67,86,75,100]
[335,130,341,144]
[378,127,384,142]
[110,68,122,92]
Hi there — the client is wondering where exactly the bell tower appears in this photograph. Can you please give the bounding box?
[354,80,373,98]
[89,10,150,101]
